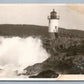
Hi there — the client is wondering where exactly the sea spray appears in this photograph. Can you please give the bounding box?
[0,36,50,78]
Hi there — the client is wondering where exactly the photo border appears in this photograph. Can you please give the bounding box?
[0,0,84,84]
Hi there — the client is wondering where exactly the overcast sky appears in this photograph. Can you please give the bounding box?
[0,4,84,30]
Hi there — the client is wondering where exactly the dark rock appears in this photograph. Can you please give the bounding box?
[29,70,59,78]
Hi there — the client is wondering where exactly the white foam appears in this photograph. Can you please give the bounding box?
[0,36,50,78]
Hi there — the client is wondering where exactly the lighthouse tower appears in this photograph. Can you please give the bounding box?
[48,9,60,39]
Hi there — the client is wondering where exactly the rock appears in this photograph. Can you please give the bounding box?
[29,70,59,78]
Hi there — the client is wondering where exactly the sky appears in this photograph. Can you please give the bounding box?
[0,4,84,30]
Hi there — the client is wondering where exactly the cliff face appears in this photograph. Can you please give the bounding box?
[25,37,84,76]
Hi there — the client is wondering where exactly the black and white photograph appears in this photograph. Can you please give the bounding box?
[0,4,84,80]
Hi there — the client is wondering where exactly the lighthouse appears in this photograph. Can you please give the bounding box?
[48,9,60,39]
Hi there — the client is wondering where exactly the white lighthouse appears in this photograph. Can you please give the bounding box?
[48,9,60,39]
